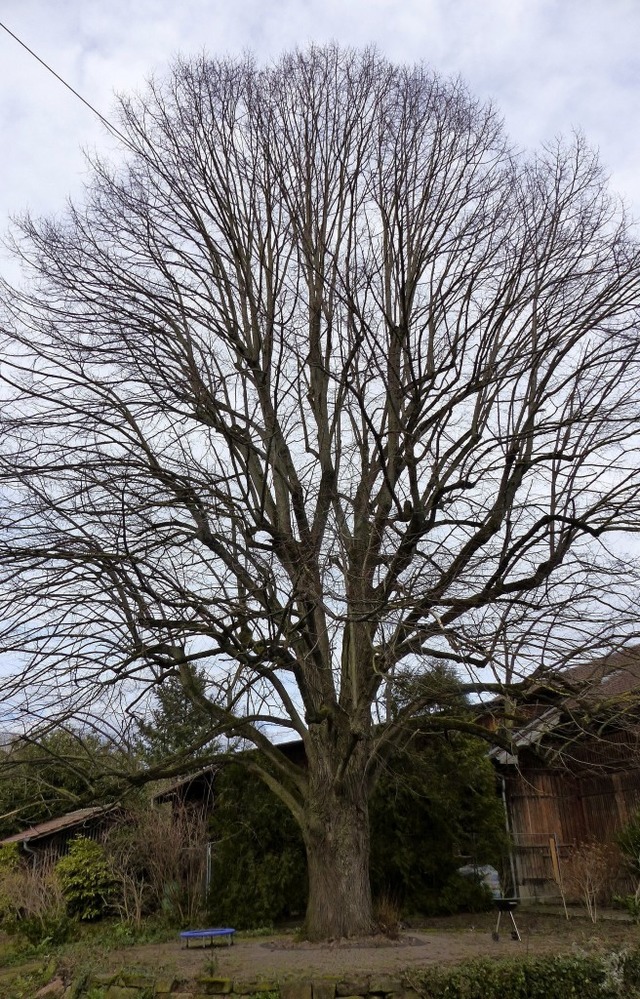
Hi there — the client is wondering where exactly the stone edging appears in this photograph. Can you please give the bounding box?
[63,972,416,998]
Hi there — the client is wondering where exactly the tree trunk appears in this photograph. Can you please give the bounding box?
[303,745,375,940]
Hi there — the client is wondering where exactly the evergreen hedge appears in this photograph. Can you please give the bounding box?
[207,733,506,928]
[407,951,630,999]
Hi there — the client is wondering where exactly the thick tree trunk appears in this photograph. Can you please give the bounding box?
[302,740,375,940]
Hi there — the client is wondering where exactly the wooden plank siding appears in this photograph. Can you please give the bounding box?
[504,742,640,897]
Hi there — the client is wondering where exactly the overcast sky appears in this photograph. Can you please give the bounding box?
[0,0,638,244]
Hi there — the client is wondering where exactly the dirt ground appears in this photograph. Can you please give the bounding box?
[98,909,640,983]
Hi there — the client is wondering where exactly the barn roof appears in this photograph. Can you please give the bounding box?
[0,804,118,845]
[491,645,640,766]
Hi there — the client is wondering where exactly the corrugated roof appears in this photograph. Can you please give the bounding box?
[0,804,118,845]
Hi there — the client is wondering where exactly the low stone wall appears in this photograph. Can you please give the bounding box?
[68,973,417,999]
[38,950,640,999]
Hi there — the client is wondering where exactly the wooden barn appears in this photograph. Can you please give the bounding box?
[492,648,640,898]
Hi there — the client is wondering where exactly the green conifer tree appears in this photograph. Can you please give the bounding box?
[136,666,217,766]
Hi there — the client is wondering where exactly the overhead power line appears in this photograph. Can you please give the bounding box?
[0,19,136,152]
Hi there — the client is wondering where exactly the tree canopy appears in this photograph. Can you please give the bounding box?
[1,46,640,937]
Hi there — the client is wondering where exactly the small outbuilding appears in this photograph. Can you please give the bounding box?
[0,804,120,861]
[492,648,640,898]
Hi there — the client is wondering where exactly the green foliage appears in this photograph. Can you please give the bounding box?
[0,846,21,935]
[617,808,640,894]
[9,909,75,947]
[436,872,493,915]
[136,666,217,765]
[0,843,20,874]
[408,952,622,999]
[55,837,117,921]
[618,808,640,866]
[0,856,75,947]
[207,731,505,928]
[615,893,640,923]
[207,763,307,929]
[0,957,63,999]
[370,731,507,914]
[623,948,640,988]
[615,809,640,924]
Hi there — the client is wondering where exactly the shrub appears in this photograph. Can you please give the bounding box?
[207,763,307,929]
[105,820,151,929]
[436,871,493,915]
[149,804,208,926]
[369,732,507,914]
[562,840,621,923]
[0,842,21,918]
[208,735,506,927]
[618,808,640,871]
[0,842,20,872]
[0,855,73,945]
[105,803,209,927]
[614,892,640,923]
[616,808,640,920]
[373,892,401,938]
[623,948,640,989]
[408,952,622,999]
[55,836,117,921]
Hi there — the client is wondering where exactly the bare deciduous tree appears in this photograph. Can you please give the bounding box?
[2,46,640,938]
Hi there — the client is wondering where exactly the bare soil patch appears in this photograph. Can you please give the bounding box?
[96,909,640,983]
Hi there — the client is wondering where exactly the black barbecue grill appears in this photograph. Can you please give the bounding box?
[491,897,521,942]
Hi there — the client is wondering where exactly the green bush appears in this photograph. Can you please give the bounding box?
[0,843,21,920]
[0,857,75,946]
[408,952,622,999]
[0,843,20,873]
[623,948,640,989]
[207,763,307,929]
[207,733,507,927]
[55,837,117,921]
[10,909,75,947]
[618,808,640,867]
[614,892,640,923]
[616,809,640,924]
[436,872,493,915]
[370,732,507,914]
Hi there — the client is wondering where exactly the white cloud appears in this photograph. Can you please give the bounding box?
[0,0,638,232]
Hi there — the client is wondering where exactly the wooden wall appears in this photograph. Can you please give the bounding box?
[503,736,640,897]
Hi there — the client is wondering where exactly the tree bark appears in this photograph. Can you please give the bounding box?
[303,735,375,940]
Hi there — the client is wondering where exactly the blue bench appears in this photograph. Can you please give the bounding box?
[180,927,235,948]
